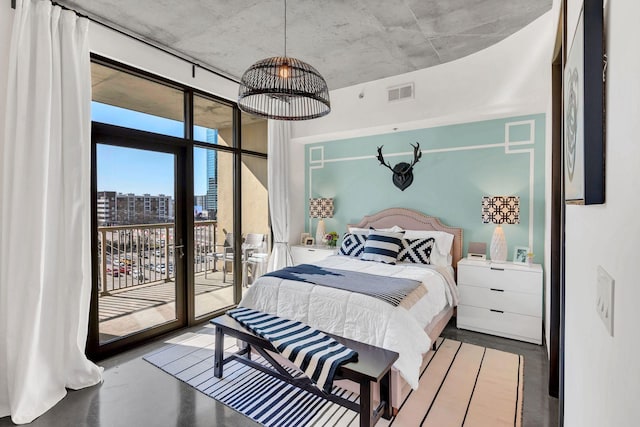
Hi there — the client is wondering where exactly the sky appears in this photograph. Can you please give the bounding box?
[93,102,211,196]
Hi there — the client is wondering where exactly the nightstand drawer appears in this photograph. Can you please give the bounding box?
[457,305,541,344]
[458,285,542,317]
[458,264,541,294]
[291,245,337,265]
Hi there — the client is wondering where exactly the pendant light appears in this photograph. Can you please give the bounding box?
[237,0,331,120]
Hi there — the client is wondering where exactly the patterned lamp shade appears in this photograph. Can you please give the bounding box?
[482,196,520,225]
[309,198,334,219]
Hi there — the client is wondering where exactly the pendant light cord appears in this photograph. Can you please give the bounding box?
[284,0,287,57]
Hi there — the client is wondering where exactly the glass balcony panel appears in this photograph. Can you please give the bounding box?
[193,147,235,318]
[241,112,267,153]
[193,95,233,147]
[242,154,270,287]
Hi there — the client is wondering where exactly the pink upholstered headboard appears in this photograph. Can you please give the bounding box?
[347,208,464,270]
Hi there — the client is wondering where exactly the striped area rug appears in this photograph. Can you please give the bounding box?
[143,325,524,427]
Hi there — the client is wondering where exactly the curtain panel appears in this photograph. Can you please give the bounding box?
[0,0,102,423]
[266,121,294,272]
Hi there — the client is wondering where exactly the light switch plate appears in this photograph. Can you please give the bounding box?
[596,266,614,336]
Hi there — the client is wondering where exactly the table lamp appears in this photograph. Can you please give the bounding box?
[309,198,334,244]
[482,196,519,262]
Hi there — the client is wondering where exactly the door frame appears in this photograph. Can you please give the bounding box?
[87,123,190,359]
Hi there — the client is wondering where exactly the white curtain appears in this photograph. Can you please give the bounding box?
[0,0,102,424]
[266,120,294,272]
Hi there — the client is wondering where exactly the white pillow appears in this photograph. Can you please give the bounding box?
[348,226,396,234]
[428,249,452,267]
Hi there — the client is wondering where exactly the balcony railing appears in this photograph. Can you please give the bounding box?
[97,221,218,295]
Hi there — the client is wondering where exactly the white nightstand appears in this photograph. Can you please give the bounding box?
[290,245,337,265]
[456,258,543,344]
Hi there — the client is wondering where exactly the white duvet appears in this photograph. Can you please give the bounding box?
[239,255,459,389]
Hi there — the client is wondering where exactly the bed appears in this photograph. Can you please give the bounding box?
[238,208,463,409]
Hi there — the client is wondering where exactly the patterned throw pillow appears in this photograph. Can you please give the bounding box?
[398,238,436,264]
[361,230,405,264]
[339,233,368,257]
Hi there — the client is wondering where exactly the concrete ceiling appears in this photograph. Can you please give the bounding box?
[60,0,552,90]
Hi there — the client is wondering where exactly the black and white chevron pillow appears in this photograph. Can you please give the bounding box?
[398,237,436,264]
[339,233,368,257]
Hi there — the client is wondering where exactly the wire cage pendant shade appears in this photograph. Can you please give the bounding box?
[238,56,331,121]
[237,0,330,120]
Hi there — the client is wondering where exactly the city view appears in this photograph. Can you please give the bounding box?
[95,102,220,226]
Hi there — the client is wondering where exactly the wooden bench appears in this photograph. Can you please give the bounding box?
[211,315,399,427]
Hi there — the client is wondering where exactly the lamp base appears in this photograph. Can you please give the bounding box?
[315,219,326,245]
[490,225,508,262]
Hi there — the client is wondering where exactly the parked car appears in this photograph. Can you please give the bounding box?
[119,264,132,274]
[132,269,145,283]
[106,267,119,277]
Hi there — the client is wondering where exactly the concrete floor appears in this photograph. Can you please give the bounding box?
[0,321,558,427]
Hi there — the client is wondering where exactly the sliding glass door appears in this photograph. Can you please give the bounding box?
[90,125,188,356]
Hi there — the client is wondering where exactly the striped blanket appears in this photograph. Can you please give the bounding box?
[227,307,358,394]
[263,263,426,309]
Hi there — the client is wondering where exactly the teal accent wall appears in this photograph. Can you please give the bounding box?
[305,114,546,264]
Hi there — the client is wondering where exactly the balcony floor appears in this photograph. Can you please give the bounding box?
[98,271,243,343]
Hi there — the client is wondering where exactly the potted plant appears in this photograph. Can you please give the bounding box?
[324,231,339,247]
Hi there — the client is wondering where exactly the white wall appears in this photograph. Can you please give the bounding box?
[563,0,640,426]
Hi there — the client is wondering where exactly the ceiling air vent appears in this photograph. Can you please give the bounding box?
[387,83,414,102]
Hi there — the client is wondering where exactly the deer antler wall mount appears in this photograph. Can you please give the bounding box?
[376,143,422,191]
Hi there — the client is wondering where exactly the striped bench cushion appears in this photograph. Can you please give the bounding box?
[227,307,358,394]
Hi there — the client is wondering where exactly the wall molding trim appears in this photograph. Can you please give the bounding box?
[307,118,538,251]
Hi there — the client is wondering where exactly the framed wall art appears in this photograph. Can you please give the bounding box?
[563,0,605,205]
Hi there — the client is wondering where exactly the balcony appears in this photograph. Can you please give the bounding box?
[97,221,254,343]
